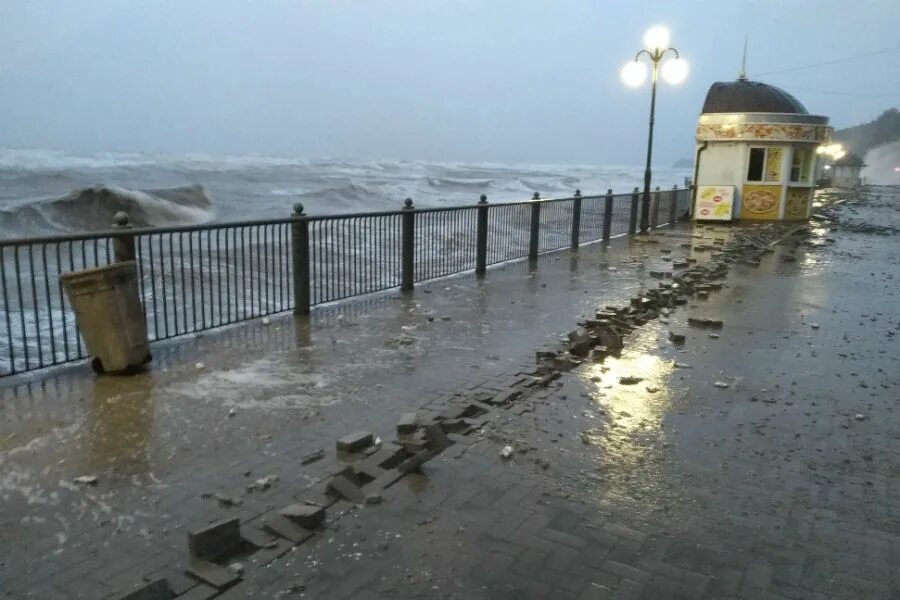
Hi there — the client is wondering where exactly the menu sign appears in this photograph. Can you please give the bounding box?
[695,185,735,221]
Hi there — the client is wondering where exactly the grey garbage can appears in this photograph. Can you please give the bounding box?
[60,261,151,374]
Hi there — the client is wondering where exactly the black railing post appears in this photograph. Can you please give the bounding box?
[570,189,582,250]
[291,203,311,315]
[629,187,640,234]
[112,211,135,263]
[602,188,614,242]
[528,192,541,262]
[476,194,488,275]
[651,186,661,229]
[401,198,415,291]
[670,185,679,224]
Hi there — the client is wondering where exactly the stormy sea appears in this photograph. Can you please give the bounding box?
[0,148,692,235]
[0,148,694,375]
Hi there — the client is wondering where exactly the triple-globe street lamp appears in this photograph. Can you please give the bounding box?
[621,26,689,233]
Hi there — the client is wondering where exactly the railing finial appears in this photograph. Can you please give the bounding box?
[532,192,540,200]
[112,211,130,228]
[403,198,414,209]
[479,194,488,204]
[293,203,305,216]
[574,189,581,197]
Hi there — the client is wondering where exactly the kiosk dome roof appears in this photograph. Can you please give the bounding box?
[702,79,808,115]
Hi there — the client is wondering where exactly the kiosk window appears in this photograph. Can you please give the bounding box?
[747,148,766,182]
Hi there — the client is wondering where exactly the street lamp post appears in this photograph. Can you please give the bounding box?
[621,26,688,233]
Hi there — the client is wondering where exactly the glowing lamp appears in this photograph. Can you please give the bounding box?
[643,25,670,51]
[661,58,689,84]
[621,61,647,87]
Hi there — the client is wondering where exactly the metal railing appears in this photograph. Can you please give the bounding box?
[0,185,691,376]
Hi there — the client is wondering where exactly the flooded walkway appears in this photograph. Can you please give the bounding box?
[2,188,899,599]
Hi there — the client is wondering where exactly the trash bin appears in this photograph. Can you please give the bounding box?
[60,261,151,374]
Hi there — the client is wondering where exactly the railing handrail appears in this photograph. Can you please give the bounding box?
[1,184,692,377]
[0,189,653,247]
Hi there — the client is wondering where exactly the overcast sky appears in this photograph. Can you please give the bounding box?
[1,0,897,165]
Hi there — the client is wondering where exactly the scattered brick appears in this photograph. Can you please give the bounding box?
[336,431,374,452]
[278,504,325,529]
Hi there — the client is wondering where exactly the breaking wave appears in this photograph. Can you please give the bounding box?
[863,141,900,186]
[0,184,213,234]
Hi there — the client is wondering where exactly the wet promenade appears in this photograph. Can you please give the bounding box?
[1,188,899,599]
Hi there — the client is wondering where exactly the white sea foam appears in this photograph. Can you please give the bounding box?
[0,148,691,234]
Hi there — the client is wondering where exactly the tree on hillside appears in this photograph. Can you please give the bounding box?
[832,108,900,157]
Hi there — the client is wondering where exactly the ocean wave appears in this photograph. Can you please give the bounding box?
[276,182,390,212]
[0,184,213,234]
[425,176,494,190]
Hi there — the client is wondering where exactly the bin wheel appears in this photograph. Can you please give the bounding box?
[91,357,105,374]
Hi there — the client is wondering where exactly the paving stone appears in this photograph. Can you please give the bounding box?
[579,582,613,599]
[397,448,440,474]
[325,472,366,504]
[117,578,172,600]
[353,459,387,482]
[262,514,315,545]
[396,412,419,435]
[187,518,242,562]
[370,468,408,490]
[278,504,325,529]
[744,562,774,589]
[424,422,451,450]
[336,431,374,452]
[299,448,325,465]
[146,568,198,596]
[361,446,408,470]
[175,582,220,600]
[185,558,240,590]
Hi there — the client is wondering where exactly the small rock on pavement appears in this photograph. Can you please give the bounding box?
[713,381,729,389]
[74,475,98,486]
[619,376,643,385]
[854,414,866,421]
[215,493,242,507]
[247,475,278,492]
[262,317,271,325]
[228,408,237,418]
[810,323,820,329]
[365,493,383,506]
[195,362,205,370]
[227,562,244,576]
[500,446,514,459]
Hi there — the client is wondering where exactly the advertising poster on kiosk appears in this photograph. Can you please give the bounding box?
[695,185,735,221]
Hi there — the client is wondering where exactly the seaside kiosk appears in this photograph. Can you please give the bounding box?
[693,76,832,221]
[830,153,865,188]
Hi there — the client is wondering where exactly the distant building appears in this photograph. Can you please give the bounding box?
[830,153,865,188]
[693,77,832,221]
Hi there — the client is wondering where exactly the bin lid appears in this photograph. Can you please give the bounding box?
[60,260,138,288]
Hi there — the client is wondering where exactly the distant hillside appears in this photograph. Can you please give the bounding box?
[832,108,900,157]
